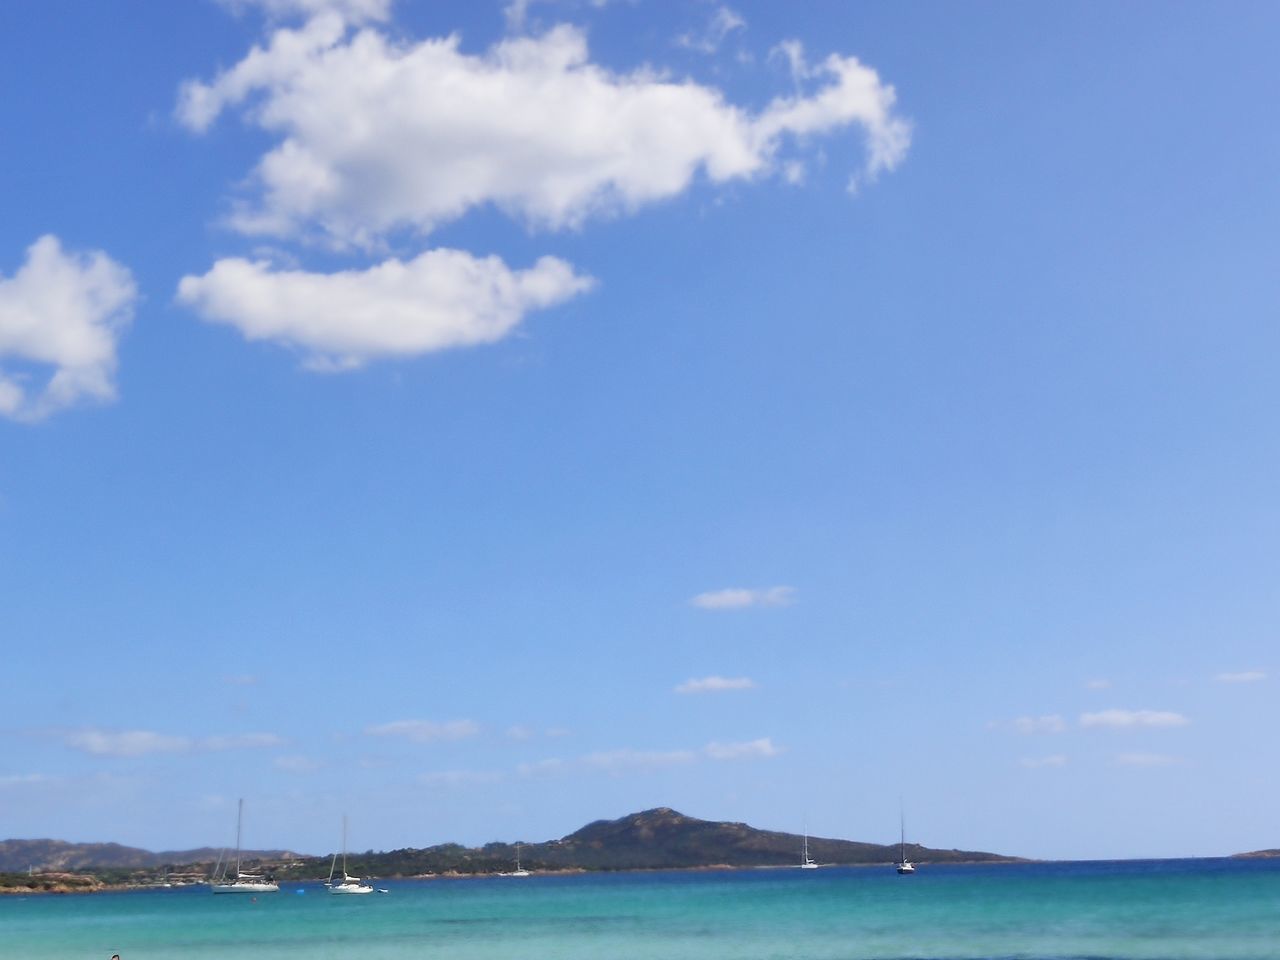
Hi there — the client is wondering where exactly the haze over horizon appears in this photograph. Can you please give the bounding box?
[3,0,1277,863]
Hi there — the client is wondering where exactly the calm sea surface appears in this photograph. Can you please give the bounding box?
[4,859,1279,960]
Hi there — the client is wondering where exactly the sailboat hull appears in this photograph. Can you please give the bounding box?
[212,881,279,893]
[329,882,374,894]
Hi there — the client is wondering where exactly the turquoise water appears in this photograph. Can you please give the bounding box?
[4,859,1280,959]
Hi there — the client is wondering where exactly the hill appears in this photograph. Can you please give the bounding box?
[276,807,1016,878]
[0,838,303,872]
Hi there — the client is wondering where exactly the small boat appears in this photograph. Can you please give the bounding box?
[509,842,530,877]
[895,809,915,875]
[800,826,818,869]
[327,815,374,895]
[211,799,280,894]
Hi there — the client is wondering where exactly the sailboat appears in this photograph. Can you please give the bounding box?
[895,809,915,875]
[509,842,530,877]
[327,815,374,895]
[799,826,818,869]
[211,799,280,893]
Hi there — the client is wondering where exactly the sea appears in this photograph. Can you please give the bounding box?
[4,858,1280,960]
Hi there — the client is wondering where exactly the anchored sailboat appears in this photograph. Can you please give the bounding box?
[211,799,279,893]
[327,815,373,895]
[509,842,530,877]
[800,826,818,869]
[895,808,915,875]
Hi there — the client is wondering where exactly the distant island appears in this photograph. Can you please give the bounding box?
[0,807,1016,893]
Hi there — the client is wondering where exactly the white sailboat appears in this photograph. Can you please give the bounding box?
[895,809,915,875]
[327,815,374,895]
[509,842,530,877]
[211,799,280,893]
[800,826,818,868]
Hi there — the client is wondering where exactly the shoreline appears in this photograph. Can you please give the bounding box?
[1,858,1032,896]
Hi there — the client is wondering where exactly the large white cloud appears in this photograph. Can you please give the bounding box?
[0,235,136,422]
[177,249,593,368]
[177,20,910,246]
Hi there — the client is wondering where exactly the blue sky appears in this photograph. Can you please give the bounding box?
[2,0,1278,861]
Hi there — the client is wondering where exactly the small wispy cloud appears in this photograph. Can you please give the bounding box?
[204,732,286,751]
[222,674,260,686]
[1215,670,1266,684]
[513,734,783,780]
[1079,709,1189,730]
[419,769,505,787]
[769,38,811,83]
[1085,678,1112,690]
[0,773,52,786]
[690,586,794,610]
[582,748,698,772]
[1012,715,1067,735]
[1115,752,1183,767]
[516,757,567,778]
[703,737,780,760]
[363,719,480,743]
[675,675,756,694]
[274,754,321,774]
[63,728,285,757]
[65,730,190,757]
[676,5,746,54]
[1019,754,1067,769]
[506,725,535,741]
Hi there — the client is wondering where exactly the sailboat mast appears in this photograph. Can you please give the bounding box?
[235,798,244,876]
[342,814,349,876]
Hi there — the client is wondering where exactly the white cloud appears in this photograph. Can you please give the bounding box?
[1216,670,1266,684]
[177,21,910,246]
[506,725,535,741]
[1115,752,1182,767]
[364,719,481,742]
[419,769,505,786]
[1012,715,1067,735]
[218,0,391,25]
[1079,709,1189,730]
[675,675,756,694]
[65,730,194,757]
[1085,678,1112,690]
[690,586,794,610]
[62,728,287,757]
[703,737,779,760]
[203,732,287,750]
[770,39,811,83]
[0,235,137,422]
[677,6,746,54]
[516,736,781,777]
[274,754,322,773]
[581,747,698,772]
[177,249,593,369]
[516,757,567,777]
[0,773,52,786]
[1019,754,1067,769]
